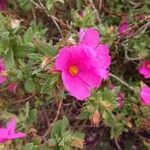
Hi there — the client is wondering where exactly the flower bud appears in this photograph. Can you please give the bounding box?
[71,138,84,149]
[90,110,101,127]
[11,19,20,29]
[41,56,51,70]
[67,37,76,46]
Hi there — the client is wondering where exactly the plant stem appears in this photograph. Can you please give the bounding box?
[109,73,138,93]
[44,99,63,138]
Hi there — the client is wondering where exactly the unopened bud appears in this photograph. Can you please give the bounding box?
[71,138,84,149]
[108,26,115,33]
[67,37,76,46]
[41,56,51,69]
[91,110,101,127]
[8,83,18,93]
[11,19,20,29]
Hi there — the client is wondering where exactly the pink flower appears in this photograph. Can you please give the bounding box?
[140,85,150,106]
[8,83,18,93]
[0,118,26,143]
[118,19,129,36]
[0,58,7,84]
[55,28,111,100]
[139,61,150,79]
[117,92,125,108]
[0,0,6,11]
[108,83,115,90]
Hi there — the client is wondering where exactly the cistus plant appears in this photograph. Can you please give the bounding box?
[0,0,149,149]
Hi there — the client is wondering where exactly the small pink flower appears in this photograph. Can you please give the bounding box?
[108,83,115,90]
[0,118,26,143]
[140,85,150,106]
[0,58,7,84]
[139,61,150,79]
[117,92,125,108]
[118,19,129,36]
[8,83,18,93]
[55,28,111,100]
[0,0,6,11]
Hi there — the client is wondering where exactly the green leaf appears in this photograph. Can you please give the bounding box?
[23,22,47,43]
[24,78,35,93]
[61,116,69,136]
[51,120,62,138]
[5,49,16,69]
[22,143,37,150]
[14,44,36,58]
[46,0,53,10]
[36,43,57,57]
[17,0,32,12]
[41,75,59,94]
[28,109,37,124]
[51,116,69,138]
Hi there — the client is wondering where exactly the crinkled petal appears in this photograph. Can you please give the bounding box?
[62,72,90,100]
[94,44,111,79]
[79,28,99,48]
[55,46,71,71]
[95,44,111,69]
[78,70,102,88]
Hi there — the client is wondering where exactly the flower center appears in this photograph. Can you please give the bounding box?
[69,66,79,76]
[146,63,150,69]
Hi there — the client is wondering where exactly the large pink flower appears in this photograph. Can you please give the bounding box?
[139,61,150,79]
[0,118,26,143]
[140,85,150,106]
[0,58,7,84]
[55,28,111,100]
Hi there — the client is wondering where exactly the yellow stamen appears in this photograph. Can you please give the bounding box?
[69,66,79,76]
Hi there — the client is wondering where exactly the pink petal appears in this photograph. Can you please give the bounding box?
[139,68,150,79]
[55,46,71,71]
[0,76,7,84]
[118,19,129,34]
[95,44,111,79]
[9,132,26,139]
[8,83,18,93]
[0,0,6,11]
[117,92,125,108]
[140,86,150,106]
[79,28,100,48]
[6,118,16,134]
[96,44,111,69]
[62,72,90,100]
[78,69,102,88]
[0,138,8,143]
[0,58,5,71]
[139,61,150,79]
[0,129,8,138]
